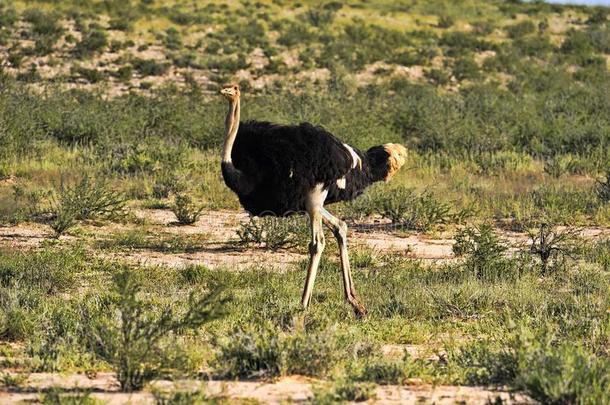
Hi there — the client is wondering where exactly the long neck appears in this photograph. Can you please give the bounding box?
[222,96,240,163]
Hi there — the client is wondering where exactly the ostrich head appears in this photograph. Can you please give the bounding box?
[220,83,240,100]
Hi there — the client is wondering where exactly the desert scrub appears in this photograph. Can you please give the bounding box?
[132,58,171,76]
[312,379,376,404]
[348,352,434,385]
[41,389,97,405]
[73,28,108,58]
[237,215,308,250]
[451,327,610,404]
[54,175,126,221]
[376,188,451,232]
[452,224,516,280]
[171,193,204,225]
[527,223,579,274]
[0,247,85,341]
[88,267,227,391]
[50,175,126,236]
[214,325,342,379]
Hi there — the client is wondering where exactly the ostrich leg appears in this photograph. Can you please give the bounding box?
[301,208,325,308]
[321,207,367,318]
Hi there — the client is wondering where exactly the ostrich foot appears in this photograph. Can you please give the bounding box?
[348,295,367,319]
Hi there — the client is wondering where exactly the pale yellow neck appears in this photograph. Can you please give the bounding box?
[222,96,240,163]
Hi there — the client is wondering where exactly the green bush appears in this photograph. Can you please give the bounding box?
[113,65,133,83]
[71,66,105,84]
[109,17,132,31]
[22,9,63,40]
[0,248,84,340]
[425,68,450,86]
[49,175,126,236]
[513,329,610,404]
[171,194,203,225]
[133,58,171,77]
[41,389,97,405]
[452,56,480,81]
[506,20,536,38]
[453,224,515,280]
[214,325,284,379]
[214,326,340,379]
[437,15,455,28]
[54,175,127,222]
[355,359,407,384]
[89,267,227,391]
[439,31,495,56]
[377,188,451,232]
[50,206,77,237]
[163,28,182,50]
[283,330,340,376]
[453,340,517,385]
[313,379,376,404]
[73,29,108,58]
[0,249,79,296]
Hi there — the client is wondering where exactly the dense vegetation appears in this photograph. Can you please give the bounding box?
[0,0,609,403]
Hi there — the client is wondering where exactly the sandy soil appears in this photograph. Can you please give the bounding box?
[0,209,454,269]
[0,372,534,404]
[2,209,609,272]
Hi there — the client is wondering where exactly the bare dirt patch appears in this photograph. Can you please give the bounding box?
[2,209,609,271]
[0,372,533,405]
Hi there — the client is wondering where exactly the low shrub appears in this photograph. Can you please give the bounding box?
[50,207,77,237]
[22,9,63,41]
[89,267,227,391]
[0,249,80,296]
[528,223,579,274]
[377,188,451,232]
[513,329,610,404]
[313,379,376,404]
[425,68,450,86]
[70,66,105,83]
[437,15,455,28]
[214,325,340,379]
[54,175,126,222]
[163,28,182,50]
[453,339,517,385]
[214,325,284,379]
[132,58,171,77]
[73,29,108,58]
[49,175,126,236]
[355,359,407,384]
[506,20,536,38]
[41,389,97,405]
[453,224,515,280]
[452,56,480,81]
[171,194,203,225]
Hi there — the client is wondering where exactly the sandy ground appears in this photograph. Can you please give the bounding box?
[0,372,534,404]
[2,209,609,271]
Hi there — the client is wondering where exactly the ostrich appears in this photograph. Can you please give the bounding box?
[219,83,408,317]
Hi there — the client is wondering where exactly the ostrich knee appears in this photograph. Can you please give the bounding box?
[309,233,326,255]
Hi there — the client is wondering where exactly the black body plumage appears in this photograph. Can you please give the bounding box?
[222,120,393,217]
